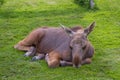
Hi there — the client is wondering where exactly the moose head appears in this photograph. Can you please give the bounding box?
[61,22,95,68]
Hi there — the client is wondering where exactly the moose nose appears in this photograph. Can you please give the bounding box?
[73,64,81,68]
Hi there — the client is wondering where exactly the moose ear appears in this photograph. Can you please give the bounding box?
[84,22,96,35]
[60,24,75,36]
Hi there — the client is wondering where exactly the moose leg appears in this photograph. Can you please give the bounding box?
[14,29,44,51]
[31,54,45,61]
[81,58,92,65]
[60,58,92,67]
[45,53,60,68]
[60,60,72,67]
[24,46,36,57]
[14,36,35,51]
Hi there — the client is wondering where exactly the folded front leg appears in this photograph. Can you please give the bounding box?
[60,60,72,67]
[45,52,61,68]
[81,58,92,65]
[60,58,92,67]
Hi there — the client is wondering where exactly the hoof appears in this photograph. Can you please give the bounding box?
[73,64,81,68]
[24,52,32,57]
[23,54,27,57]
[31,56,37,61]
[24,54,29,57]
[31,56,39,61]
[60,61,66,67]
[45,54,49,61]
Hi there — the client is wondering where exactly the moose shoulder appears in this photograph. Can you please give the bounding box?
[14,22,95,68]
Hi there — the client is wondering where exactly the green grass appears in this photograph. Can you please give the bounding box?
[0,0,120,80]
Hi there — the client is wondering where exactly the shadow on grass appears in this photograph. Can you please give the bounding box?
[0,0,4,6]
[74,0,99,10]
[0,7,94,19]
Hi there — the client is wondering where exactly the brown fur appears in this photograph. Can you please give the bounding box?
[14,22,95,68]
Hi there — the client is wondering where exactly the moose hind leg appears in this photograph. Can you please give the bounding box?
[14,43,31,51]
[14,28,45,51]
[31,54,45,61]
[24,46,36,57]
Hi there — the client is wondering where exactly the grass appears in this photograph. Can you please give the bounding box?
[0,0,120,80]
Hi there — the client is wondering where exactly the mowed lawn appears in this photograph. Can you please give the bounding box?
[0,0,120,80]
